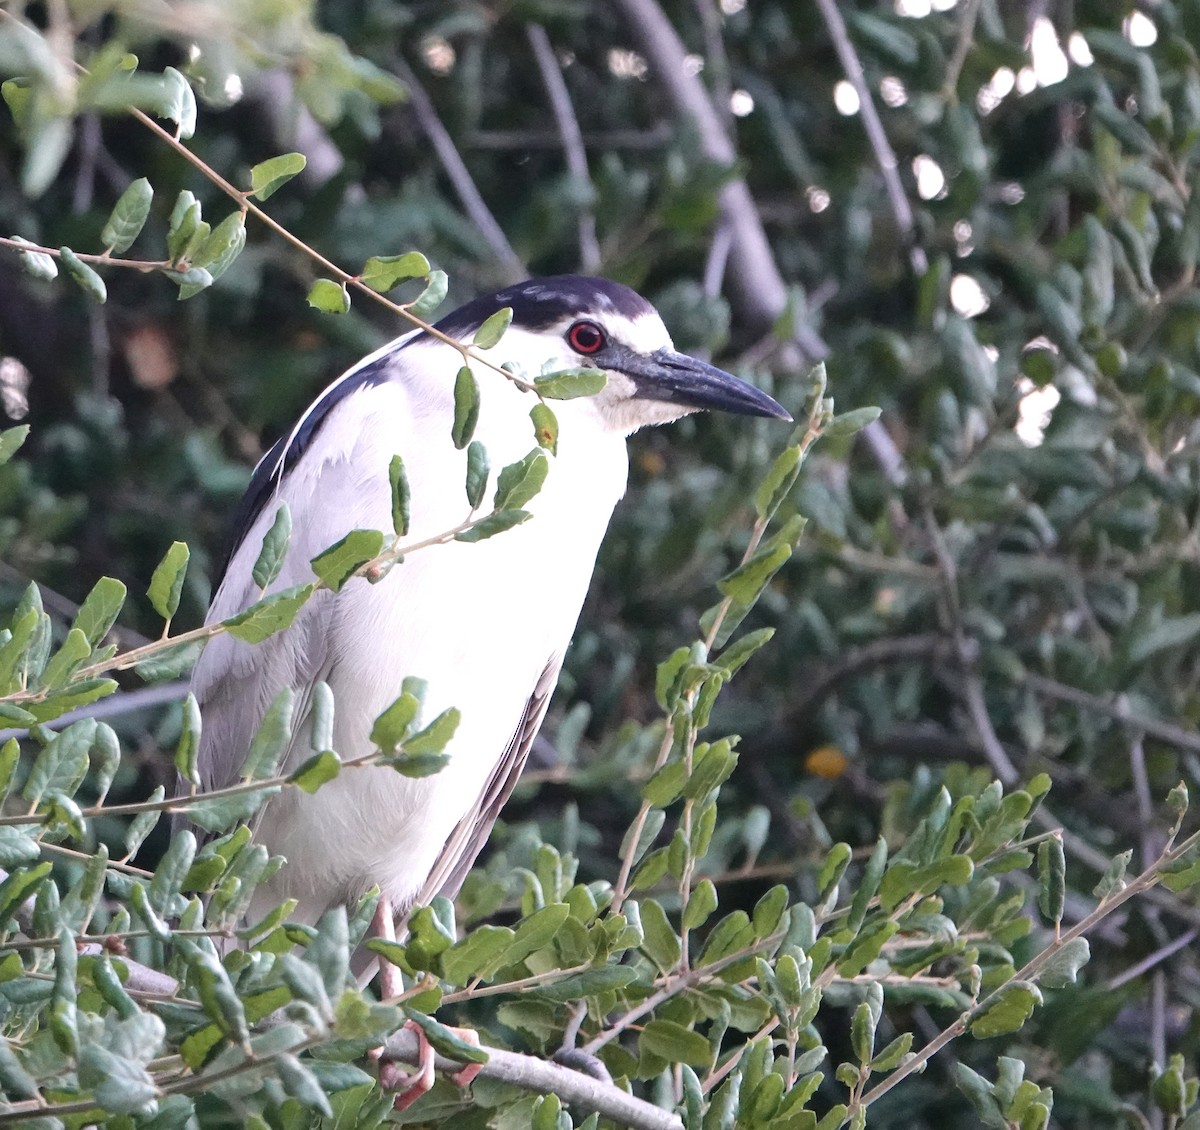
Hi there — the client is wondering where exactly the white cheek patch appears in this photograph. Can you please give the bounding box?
[620,312,674,355]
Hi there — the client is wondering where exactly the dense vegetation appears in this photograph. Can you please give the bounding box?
[3,2,1200,1127]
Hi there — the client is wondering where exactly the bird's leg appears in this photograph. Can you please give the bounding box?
[368,896,483,1108]
[378,1022,484,1111]
[371,895,404,1001]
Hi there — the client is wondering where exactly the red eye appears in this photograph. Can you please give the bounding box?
[567,320,605,355]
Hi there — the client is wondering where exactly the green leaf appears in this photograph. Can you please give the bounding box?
[160,67,197,138]
[871,1031,914,1072]
[73,576,127,646]
[0,1035,40,1101]
[406,1009,490,1065]
[643,758,688,808]
[505,903,571,965]
[1080,214,1114,328]
[718,517,804,606]
[148,541,189,621]
[851,1000,877,1065]
[754,442,801,521]
[408,269,448,319]
[465,441,489,509]
[8,237,57,280]
[404,707,460,754]
[165,265,213,299]
[495,449,550,510]
[879,855,974,912]
[51,927,79,1055]
[441,925,518,984]
[1129,614,1200,664]
[101,177,153,253]
[534,965,638,1002]
[530,403,558,454]
[22,720,93,806]
[639,899,682,970]
[1152,1058,1187,1117]
[1094,849,1131,899]
[452,365,480,449]
[166,194,204,262]
[372,685,423,751]
[823,406,881,437]
[124,787,164,856]
[0,862,51,929]
[311,529,384,592]
[682,878,718,931]
[818,842,853,904]
[177,937,249,1043]
[189,210,247,279]
[39,626,91,689]
[224,583,315,643]
[175,693,202,788]
[360,252,431,292]
[455,510,532,542]
[249,152,307,200]
[534,369,607,400]
[241,689,294,779]
[0,424,30,467]
[186,787,277,833]
[289,750,341,793]
[714,628,775,677]
[474,307,513,349]
[134,639,203,681]
[1037,937,1090,989]
[307,278,351,314]
[953,1063,1008,1128]
[277,1053,333,1116]
[252,506,291,590]
[1036,836,1065,925]
[60,246,107,303]
[0,825,40,868]
[640,1019,711,1066]
[389,456,410,536]
[970,981,1042,1038]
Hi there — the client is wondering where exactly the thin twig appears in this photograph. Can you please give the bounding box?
[391,56,526,283]
[466,126,673,150]
[812,0,927,275]
[612,0,826,358]
[942,0,983,101]
[525,24,601,273]
[1106,928,1199,990]
[922,506,1020,784]
[1019,671,1200,756]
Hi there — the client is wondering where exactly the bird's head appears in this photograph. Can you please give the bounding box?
[434,275,791,434]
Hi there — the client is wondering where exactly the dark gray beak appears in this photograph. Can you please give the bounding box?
[620,347,791,420]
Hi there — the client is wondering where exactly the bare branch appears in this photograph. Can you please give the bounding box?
[525,24,601,273]
[612,0,826,359]
[812,0,927,275]
[383,1026,683,1130]
[1019,672,1200,756]
[0,680,188,744]
[467,126,672,150]
[391,57,526,284]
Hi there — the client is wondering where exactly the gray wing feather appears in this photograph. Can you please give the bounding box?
[410,653,562,909]
[172,555,336,836]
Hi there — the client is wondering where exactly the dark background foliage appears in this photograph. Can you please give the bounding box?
[4,1,1200,1127]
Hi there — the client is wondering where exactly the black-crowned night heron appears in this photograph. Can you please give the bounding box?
[183,275,788,948]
